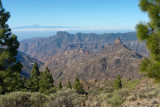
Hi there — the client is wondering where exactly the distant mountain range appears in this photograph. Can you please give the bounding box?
[19,31,147,63]
[12,25,134,40]
[17,31,148,82]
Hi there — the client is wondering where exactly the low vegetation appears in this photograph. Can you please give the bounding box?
[0,89,85,107]
[1,78,160,107]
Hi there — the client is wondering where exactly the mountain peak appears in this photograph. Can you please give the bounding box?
[114,38,121,44]
[56,31,69,35]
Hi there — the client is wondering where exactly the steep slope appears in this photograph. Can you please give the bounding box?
[42,38,143,84]
[17,51,44,77]
[19,31,147,62]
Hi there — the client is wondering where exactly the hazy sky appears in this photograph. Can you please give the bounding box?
[3,0,149,31]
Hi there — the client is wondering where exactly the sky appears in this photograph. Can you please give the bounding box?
[3,0,149,31]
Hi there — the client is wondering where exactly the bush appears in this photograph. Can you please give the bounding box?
[107,92,125,106]
[103,87,114,93]
[122,80,141,89]
[48,88,86,107]
[0,90,87,107]
[128,96,137,101]
[146,89,159,99]
[113,75,122,89]
[49,96,73,107]
[0,92,48,107]
[67,81,72,89]
[118,90,130,97]
[128,93,137,101]
[57,82,62,90]
[138,93,147,99]
[73,77,85,94]
[30,93,48,107]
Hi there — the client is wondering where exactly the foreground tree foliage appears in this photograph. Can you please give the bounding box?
[73,76,85,94]
[58,82,62,90]
[136,0,160,82]
[39,67,54,94]
[28,63,40,92]
[67,81,72,89]
[0,0,24,94]
[113,75,122,89]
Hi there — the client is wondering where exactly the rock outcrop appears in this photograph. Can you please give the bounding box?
[42,38,143,84]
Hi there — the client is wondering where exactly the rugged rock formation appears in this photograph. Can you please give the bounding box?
[17,51,44,77]
[65,42,105,52]
[114,38,121,44]
[19,31,147,62]
[42,38,143,84]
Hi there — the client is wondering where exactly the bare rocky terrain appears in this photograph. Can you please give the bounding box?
[19,31,147,62]
[17,51,44,77]
[41,38,143,84]
[17,31,147,82]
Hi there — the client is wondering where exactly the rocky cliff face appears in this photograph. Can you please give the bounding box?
[42,38,143,84]
[65,42,106,52]
[19,31,147,62]
[17,51,44,77]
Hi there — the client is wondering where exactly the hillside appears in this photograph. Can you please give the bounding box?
[42,38,143,84]
[16,51,44,77]
[19,31,147,62]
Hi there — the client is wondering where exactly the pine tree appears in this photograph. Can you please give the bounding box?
[39,67,54,94]
[67,81,72,89]
[113,75,122,89]
[28,63,40,92]
[0,0,24,94]
[136,0,160,82]
[73,77,85,94]
[58,82,62,90]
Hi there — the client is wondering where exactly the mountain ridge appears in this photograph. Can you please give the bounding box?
[19,31,147,63]
[41,38,143,84]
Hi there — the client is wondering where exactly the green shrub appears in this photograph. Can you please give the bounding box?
[128,93,137,101]
[30,93,48,107]
[107,92,125,106]
[0,92,48,107]
[99,87,104,92]
[48,88,86,107]
[147,89,159,99]
[73,77,85,94]
[128,96,137,101]
[67,81,72,89]
[0,92,31,107]
[118,90,130,97]
[103,87,114,93]
[138,93,147,99]
[113,75,122,90]
[49,96,73,107]
[122,80,141,89]
[88,89,129,106]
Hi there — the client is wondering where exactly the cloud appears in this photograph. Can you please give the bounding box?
[12,27,134,32]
